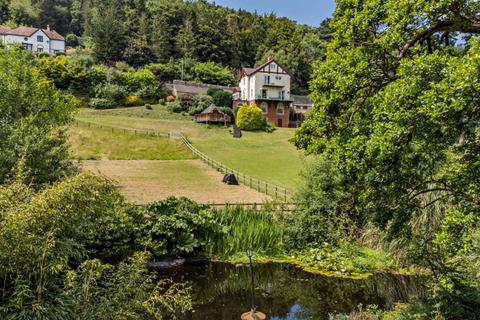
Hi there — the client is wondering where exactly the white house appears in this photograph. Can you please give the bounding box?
[233,57,294,128]
[0,26,65,55]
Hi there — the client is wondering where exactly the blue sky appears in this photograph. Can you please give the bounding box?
[207,0,336,27]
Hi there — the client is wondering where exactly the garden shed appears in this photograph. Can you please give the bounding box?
[195,104,231,124]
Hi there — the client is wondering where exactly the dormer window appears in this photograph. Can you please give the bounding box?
[37,35,44,42]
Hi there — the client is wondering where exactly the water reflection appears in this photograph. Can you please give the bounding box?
[157,262,425,320]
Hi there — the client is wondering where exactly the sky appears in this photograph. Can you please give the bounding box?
[207,0,336,27]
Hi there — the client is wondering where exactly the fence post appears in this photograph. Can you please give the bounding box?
[275,186,278,199]
[284,190,287,203]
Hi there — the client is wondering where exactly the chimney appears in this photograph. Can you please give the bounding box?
[46,25,50,31]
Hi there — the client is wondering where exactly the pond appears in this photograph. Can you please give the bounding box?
[157,262,425,320]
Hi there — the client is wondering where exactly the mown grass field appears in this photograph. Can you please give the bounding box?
[76,105,306,190]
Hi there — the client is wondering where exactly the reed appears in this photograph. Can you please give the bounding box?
[208,206,284,257]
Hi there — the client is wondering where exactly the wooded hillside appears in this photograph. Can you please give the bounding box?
[0,0,332,93]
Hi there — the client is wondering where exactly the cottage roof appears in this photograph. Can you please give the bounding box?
[201,104,224,115]
[0,26,11,34]
[292,94,313,106]
[0,26,64,41]
[241,58,291,77]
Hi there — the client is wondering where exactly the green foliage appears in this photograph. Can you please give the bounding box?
[188,94,213,116]
[236,103,266,131]
[207,88,232,108]
[0,174,191,319]
[193,61,236,86]
[0,48,75,186]
[284,159,355,249]
[140,198,224,258]
[94,82,127,103]
[65,33,80,47]
[88,98,116,109]
[35,55,87,92]
[292,1,480,317]
[210,206,283,257]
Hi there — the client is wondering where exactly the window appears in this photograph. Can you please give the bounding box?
[278,90,285,100]
[37,35,44,42]
[261,89,267,99]
[37,47,43,52]
[261,102,268,114]
[264,75,270,85]
[22,43,33,51]
[277,103,284,115]
[275,76,282,81]
[271,63,276,70]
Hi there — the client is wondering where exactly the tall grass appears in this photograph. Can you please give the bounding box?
[208,206,284,257]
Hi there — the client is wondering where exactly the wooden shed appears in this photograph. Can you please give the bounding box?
[195,104,231,124]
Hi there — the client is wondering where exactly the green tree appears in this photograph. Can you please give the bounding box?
[293,1,480,317]
[193,61,235,86]
[0,48,75,186]
[84,1,127,63]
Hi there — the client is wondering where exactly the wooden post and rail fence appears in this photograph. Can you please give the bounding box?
[74,120,293,202]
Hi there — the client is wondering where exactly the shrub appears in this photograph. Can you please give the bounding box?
[176,93,196,112]
[140,197,225,258]
[35,55,87,91]
[207,88,232,107]
[37,51,50,59]
[94,82,127,103]
[236,103,266,131]
[116,68,158,96]
[167,95,176,103]
[124,95,144,107]
[147,60,181,82]
[188,94,214,115]
[89,98,116,109]
[145,104,152,110]
[65,33,80,47]
[167,100,183,113]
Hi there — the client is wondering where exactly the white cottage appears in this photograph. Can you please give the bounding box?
[0,26,65,55]
[233,57,293,128]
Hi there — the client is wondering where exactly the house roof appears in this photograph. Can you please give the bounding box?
[201,104,225,115]
[292,95,313,106]
[241,58,291,77]
[0,26,11,34]
[0,26,64,41]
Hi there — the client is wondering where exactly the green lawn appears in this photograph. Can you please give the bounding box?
[76,105,306,190]
[69,125,194,160]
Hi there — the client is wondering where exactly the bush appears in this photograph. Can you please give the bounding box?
[89,98,116,109]
[94,82,127,103]
[140,197,224,258]
[236,103,266,131]
[145,104,152,110]
[167,100,183,113]
[124,95,144,107]
[37,51,50,59]
[167,95,176,103]
[176,93,196,112]
[35,55,87,91]
[116,68,159,98]
[65,33,80,47]
[207,88,232,108]
[188,94,214,115]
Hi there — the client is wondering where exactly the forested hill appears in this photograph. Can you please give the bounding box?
[0,0,332,93]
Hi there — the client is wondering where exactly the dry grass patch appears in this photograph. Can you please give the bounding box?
[80,160,271,204]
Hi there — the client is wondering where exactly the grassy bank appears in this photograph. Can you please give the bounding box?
[69,126,194,160]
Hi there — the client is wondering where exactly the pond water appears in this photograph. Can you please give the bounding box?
[157,262,425,320]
